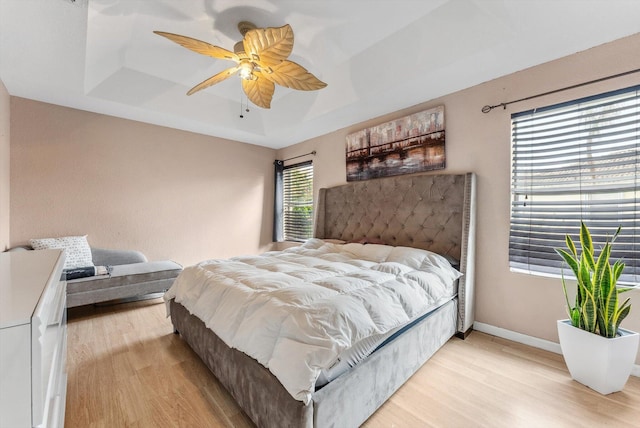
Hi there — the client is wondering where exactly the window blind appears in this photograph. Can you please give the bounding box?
[283,161,313,241]
[509,85,639,285]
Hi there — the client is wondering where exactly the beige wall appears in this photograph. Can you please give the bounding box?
[0,80,9,251]
[277,33,640,364]
[10,99,275,266]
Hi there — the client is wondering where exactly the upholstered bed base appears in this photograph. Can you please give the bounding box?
[170,298,457,427]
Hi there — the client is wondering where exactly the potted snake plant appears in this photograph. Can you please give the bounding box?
[555,222,638,394]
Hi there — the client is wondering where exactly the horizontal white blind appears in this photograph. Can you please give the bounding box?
[283,161,313,241]
[510,85,639,285]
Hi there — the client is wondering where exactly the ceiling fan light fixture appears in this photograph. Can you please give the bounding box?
[238,61,254,80]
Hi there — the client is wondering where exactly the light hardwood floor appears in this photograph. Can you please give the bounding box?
[64,298,640,428]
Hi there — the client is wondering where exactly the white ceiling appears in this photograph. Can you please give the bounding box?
[1,0,640,149]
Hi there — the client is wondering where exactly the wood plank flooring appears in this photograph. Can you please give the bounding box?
[64,298,640,427]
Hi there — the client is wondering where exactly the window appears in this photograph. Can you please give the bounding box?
[275,161,314,242]
[509,85,639,285]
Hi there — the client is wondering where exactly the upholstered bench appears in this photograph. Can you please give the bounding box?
[65,247,182,308]
[7,244,182,308]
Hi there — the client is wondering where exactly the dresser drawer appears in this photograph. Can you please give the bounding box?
[0,249,67,428]
[34,280,67,427]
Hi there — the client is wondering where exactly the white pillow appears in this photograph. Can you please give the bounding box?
[342,243,393,262]
[387,246,462,284]
[30,235,94,269]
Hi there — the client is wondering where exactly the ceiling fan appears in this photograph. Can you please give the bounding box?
[154,22,327,109]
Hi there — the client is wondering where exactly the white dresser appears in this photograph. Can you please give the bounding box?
[0,249,67,428]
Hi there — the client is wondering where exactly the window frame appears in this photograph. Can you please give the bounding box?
[509,84,639,286]
[275,160,314,242]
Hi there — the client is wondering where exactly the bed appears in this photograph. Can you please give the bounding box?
[167,172,476,427]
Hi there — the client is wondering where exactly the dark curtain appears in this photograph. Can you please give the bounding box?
[273,160,284,242]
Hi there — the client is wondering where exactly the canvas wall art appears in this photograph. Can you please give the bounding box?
[345,105,445,181]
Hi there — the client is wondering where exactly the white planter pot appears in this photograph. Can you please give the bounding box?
[557,319,639,395]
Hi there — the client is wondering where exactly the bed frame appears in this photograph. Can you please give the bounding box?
[169,172,477,427]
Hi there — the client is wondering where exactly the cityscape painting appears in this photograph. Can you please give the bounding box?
[345,105,445,181]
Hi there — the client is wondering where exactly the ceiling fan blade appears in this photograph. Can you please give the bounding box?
[242,24,293,66]
[154,31,240,62]
[187,66,240,95]
[242,74,275,109]
[263,60,327,91]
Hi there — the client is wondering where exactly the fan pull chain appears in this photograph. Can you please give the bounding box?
[239,93,250,119]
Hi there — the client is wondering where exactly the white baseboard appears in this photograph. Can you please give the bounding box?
[473,322,640,378]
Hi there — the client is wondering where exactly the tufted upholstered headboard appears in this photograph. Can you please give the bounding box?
[314,172,477,336]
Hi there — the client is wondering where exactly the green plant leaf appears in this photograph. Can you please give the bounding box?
[580,221,595,270]
[613,260,625,283]
[596,306,607,337]
[594,242,611,285]
[584,249,596,272]
[556,249,578,274]
[602,263,616,322]
[580,221,594,255]
[593,245,607,316]
[560,273,574,318]
[612,225,622,243]
[570,307,581,328]
[566,234,577,257]
[612,299,631,337]
[582,290,597,333]
[595,240,621,338]
[579,252,592,294]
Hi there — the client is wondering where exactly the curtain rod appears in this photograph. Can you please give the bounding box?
[282,150,316,162]
[481,67,640,114]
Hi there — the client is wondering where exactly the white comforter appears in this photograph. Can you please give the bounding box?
[165,239,461,404]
